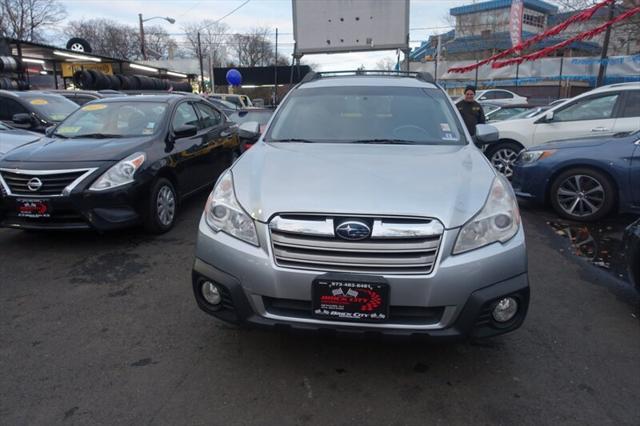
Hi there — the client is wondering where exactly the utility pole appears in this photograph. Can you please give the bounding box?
[274,28,278,105]
[596,0,616,87]
[197,32,205,93]
[139,14,146,60]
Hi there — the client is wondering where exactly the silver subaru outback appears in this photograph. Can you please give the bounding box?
[192,71,529,339]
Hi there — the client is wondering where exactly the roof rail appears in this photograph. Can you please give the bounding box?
[300,70,435,84]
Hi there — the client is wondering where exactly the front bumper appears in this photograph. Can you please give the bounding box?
[192,217,530,339]
[511,161,550,204]
[0,182,150,231]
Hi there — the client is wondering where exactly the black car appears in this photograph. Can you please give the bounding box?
[46,89,125,106]
[0,95,240,233]
[624,218,640,291]
[0,90,79,133]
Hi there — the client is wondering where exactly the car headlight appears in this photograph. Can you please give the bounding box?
[518,149,555,164]
[453,176,521,254]
[204,170,259,246]
[89,152,145,191]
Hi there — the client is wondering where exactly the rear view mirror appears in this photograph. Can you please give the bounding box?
[475,124,499,144]
[173,124,198,139]
[12,113,32,126]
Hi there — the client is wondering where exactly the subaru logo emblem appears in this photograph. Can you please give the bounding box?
[27,177,43,192]
[335,220,371,241]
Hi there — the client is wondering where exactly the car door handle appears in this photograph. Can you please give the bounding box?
[591,127,610,132]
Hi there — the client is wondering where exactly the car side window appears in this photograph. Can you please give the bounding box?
[553,94,619,122]
[0,99,28,120]
[195,103,222,129]
[172,103,199,129]
[620,91,640,118]
[494,91,513,99]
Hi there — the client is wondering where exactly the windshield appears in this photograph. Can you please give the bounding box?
[487,107,530,121]
[21,94,78,122]
[229,110,273,125]
[54,102,168,138]
[509,107,549,120]
[267,86,465,145]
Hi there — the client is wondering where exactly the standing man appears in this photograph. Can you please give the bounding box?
[457,85,486,136]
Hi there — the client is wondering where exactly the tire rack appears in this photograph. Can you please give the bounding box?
[2,38,195,92]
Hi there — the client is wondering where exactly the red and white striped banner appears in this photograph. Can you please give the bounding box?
[509,0,524,48]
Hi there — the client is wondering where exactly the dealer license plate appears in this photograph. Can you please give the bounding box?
[16,199,51,218]
[312,275,389,322]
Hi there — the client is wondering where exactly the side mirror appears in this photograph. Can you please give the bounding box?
[474,124,499,144]
[238,121,261,140]
[544,111,554,122]
[173,124,198,139]
[12,113,33,126]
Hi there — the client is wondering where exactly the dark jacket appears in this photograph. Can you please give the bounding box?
[457,100,486,136]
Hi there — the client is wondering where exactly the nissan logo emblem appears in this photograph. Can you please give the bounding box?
[335,220,371,241]
[27,177,43,192]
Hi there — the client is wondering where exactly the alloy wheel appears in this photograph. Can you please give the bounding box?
[556,174,605,218]
[491,148,519,178]
[156,185,176,226]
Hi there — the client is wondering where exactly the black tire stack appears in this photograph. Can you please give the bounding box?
[0,56,29,91]
[72,69,192,92]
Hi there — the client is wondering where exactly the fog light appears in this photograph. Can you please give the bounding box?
[492,297,518,323]
[201,281,222,305]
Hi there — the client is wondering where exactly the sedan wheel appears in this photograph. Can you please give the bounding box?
[157,185,176,226]
[550,168,615,222]
[144,178,178,233]
[487,142,522,179]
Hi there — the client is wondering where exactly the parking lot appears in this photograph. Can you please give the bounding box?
[1,191,638,425]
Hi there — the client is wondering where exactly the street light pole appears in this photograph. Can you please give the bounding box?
[139,14,146,60]
[138,15,176,61]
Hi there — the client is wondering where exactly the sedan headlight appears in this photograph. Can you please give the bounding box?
[518,149,555,164]
[204,170,259,246]
[453,176,520,254]
[89,152,145,191]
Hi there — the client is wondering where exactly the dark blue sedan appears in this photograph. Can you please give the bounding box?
[512,130,640,222]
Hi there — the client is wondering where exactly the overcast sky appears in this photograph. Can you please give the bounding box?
[56,0,475,70]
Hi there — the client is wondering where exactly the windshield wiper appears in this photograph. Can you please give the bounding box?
[348,139,425,145]
[267,138,315,143]
[68,133,124,139]
[52,133,69,139]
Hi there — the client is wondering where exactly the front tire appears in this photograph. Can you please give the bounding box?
[485,141,523,179]
[144,178,177,234]
[549,168,615,222]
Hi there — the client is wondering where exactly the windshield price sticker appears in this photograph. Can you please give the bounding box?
[82,104,108,111]
[30,99,49,105]
[57,126,80,134]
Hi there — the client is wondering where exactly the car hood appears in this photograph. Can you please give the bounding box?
[0,136,151,162]
[0,130,42,155]
[232,142,497,229]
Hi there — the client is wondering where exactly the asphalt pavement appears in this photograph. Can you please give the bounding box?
[1,192,639,426]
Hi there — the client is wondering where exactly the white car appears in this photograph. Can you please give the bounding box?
[486,82,640,178]
[475,89,527,105]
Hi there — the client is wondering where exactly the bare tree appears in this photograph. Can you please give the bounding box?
[144,25,178,60]
[182,20,230,66]
[230,27,280,67]
[0,0,66,41]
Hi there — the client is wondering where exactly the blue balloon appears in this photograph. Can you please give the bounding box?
[226,69,242,86]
